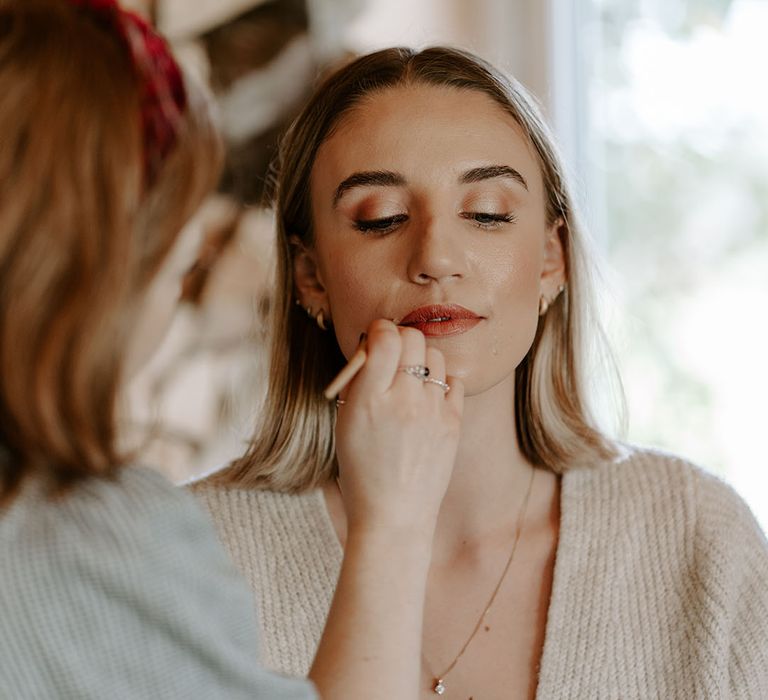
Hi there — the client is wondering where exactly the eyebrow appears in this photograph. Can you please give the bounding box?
[333,171,406,207]
[332,164,528,207]
[459,165,528,190]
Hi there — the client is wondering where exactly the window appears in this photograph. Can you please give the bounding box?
[587,0,768,529]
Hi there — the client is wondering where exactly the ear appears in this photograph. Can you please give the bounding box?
[540,218,567,295]
[290,236,330,316]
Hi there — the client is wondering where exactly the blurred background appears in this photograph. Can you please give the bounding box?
[121,0,767,531]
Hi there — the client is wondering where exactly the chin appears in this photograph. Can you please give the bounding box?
[442,361,517,400]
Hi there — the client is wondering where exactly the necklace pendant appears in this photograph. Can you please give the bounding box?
[433,679,446,695]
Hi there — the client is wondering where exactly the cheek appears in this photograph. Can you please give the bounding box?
[454,240,542,392]
[491,252,539,296]
[497,283,540,364]
[483,231,543,310]
[497,243,542,334]
[320,256,386,359]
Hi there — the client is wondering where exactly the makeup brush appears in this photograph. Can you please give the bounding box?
[323,337,367,399]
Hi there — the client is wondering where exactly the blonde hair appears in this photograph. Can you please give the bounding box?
[0,0,222,502]
[216,46,619,491]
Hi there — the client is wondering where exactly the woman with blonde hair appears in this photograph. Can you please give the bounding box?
[193,46,768,698]
[0,4,461,698]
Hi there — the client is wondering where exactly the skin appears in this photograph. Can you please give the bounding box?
[296,84,566,699]
[305,86,556,395]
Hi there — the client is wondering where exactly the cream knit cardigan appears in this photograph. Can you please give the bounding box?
[190,447,768,698]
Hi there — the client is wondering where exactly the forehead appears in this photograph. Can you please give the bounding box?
[312,83,544,195]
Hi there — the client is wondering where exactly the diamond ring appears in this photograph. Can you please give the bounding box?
[424,377,450,393]
[398,364,430,380]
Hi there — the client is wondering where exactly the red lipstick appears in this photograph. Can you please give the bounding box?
[399,304,482,337]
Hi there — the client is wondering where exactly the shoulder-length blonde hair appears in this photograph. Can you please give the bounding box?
[216,46,619,491]
[0,0,222,503]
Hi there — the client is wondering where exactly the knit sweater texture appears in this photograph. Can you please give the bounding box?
[190,446,768,699]
[0,465,316,700]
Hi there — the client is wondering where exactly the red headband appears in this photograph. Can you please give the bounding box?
[68,0,187,187]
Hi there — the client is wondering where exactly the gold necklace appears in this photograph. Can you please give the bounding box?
[424,468,536,695]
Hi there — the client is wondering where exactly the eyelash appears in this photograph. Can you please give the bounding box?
[353,212,517,234]
[461,212,518,229]
[353,214,408,234]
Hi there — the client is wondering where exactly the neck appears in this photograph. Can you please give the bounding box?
[430,374,538,561]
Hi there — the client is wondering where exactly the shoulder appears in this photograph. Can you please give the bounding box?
[0,467,319,698]
[594,447,768,695]
[184,476,337,569]
[187,474,324,529]
[0,465,257,630]
[184,477,341,679]
[566,443,767,567]
[569,444,738,509]
[2,466,207,556]
[571,442,707,489]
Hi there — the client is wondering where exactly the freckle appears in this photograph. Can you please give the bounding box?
[484,625,491,632]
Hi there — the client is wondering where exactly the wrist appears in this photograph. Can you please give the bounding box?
[347,508,438,539]
[345,522,435,562]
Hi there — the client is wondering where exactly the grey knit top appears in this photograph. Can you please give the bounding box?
[0,465,316,700]
[191,446,768,698]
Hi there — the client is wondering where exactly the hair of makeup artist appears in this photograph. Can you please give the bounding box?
[0,0,222,503]
[215,46,620,491]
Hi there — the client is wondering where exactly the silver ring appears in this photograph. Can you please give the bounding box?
[424,377,450,393]
[398,364,430,380]
[335,398,346,408]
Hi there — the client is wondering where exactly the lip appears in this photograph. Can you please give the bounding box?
[399,304,483,337]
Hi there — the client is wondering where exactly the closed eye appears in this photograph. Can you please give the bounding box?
[461,212,517,229]
[353,214,408,234]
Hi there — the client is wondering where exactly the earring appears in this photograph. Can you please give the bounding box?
[538,284,566,317]
[296,298,329,330]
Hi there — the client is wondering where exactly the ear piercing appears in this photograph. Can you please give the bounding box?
[538,284,566,317]
[296,299,329,330]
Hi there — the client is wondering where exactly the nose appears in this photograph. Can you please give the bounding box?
[406,214,467,285]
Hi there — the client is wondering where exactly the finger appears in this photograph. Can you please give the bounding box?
[444,375,465,416]
[422,346,447,395]
[391,326,427,390]
[347,319,402,397]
